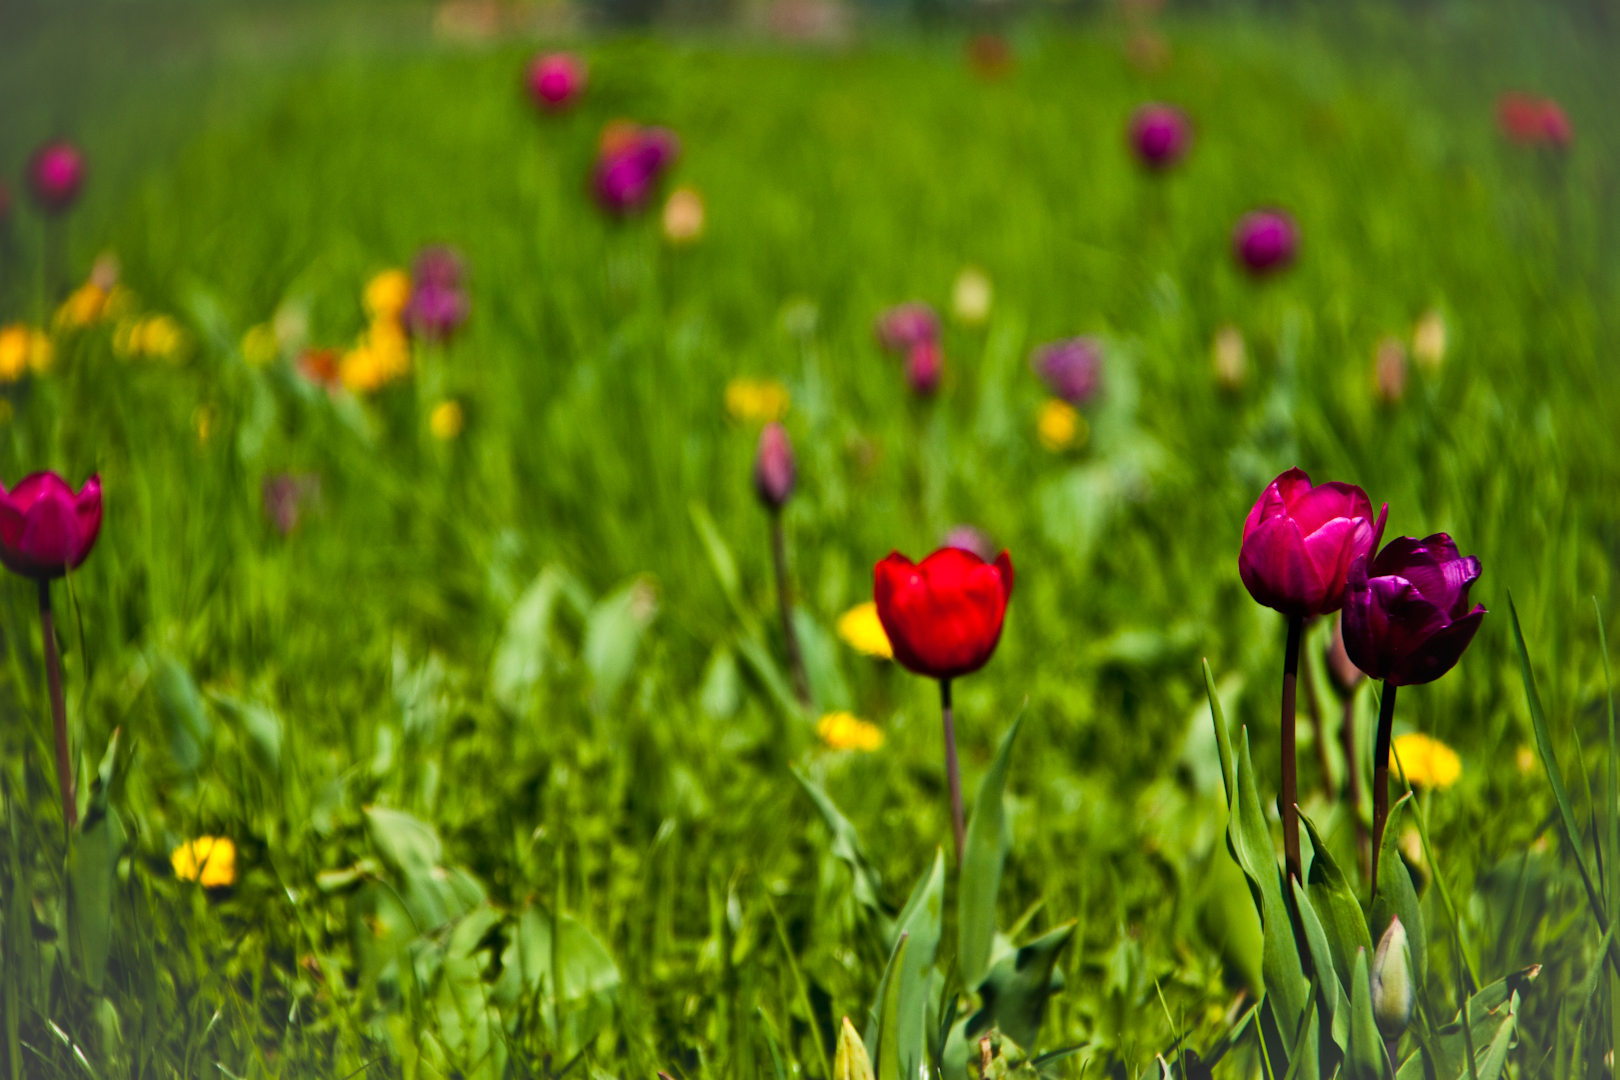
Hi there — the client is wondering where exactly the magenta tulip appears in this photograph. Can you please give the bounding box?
[874,302,940,355]
[592,127,680,214]
[28,141,85,214]
[754,422,796,510]
[1342,535,1486,687]
[406,246,468,341]
[906,341,943,397]
[1240,468,1386,618]
[1232,210,1298,275]
[527,53,587,111]
[1031,337,1102,405]
[1129,104,1190,169]
[0,472,102,580]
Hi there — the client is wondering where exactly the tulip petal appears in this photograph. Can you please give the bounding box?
[1239,514,1324,615]
[1389,606,1486,686]
[1301,515,1363,613]
[1243,468,1312,541]
[992,550,1015,601]
[16,488,83,570]
[1289,480,1373,537]
[72,476,103,568]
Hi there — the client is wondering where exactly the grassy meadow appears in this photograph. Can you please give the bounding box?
[2,4,1620,1077]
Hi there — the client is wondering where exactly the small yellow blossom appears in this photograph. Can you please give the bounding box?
[817,712,885,752]
[1412,309,1446,372]
[951,266,993,326]
[0,325,53,381]
[242,323,280,367]
[195,405,216,444]
[365,269,413,321]
[56,283,110,329]
[171,836,237,887]
[836,602,893,659]
[340,320,412,393]
[1212,324,1246,390]
[725,378,790,423]
[430,400,465,440]
[1037,398,1087,452]
[1391,732,1461,790]
[1516,745,1537,775]
[662,187,705,244]
[116,315,184,361]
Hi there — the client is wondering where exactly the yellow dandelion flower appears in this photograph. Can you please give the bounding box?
[430,400,465,440]
[242,323,279,367]
[1516,745,1537,775]
[171,836,237,887]
[817,712,885,752]
[56,283,109,329]
[1391,732,1461,790]
[340,345,386,393]
[0,325,31,382]
[725,378,790,423]
[367,319,411,381]
[27,329,54,375]
[138,315,184,360]
[1037,398,1087,452]
[662,187,705,244]
[365,269,413,321]
[836,601,893,660]
[1412,309,1446,372]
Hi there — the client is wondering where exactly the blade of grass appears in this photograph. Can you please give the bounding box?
[1598,599,1619,1078]
[765,895,832,1080]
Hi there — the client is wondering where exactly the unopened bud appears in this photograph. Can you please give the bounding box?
[906,340,943,397]
[754,422,796,510]
[834,1017,874,1080]
[1371,916,1415,1039]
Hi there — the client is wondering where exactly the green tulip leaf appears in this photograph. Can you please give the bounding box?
[872,933,910,1080]
[793,766,887,919]
[69,730,129,992]
[1370,796,1426,994]
[1346,947,1390,1080]
[890,850,946,1080]
[1291,878,1348,1058]
[583,576,659,709]
[960,711,1024,990]
[967,921,1075,1051]
[1395,970,1535,1080]
[1301,810,1373,999]
[490,565,585,713]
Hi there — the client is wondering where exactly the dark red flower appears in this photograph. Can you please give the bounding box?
[754,422,795,510]
[0,472,102,579]
[1128,104,1191,169]
[1239,468,1386,617]
[1497,93,1572,148]
[874,547,1014,680]
[527,53,587,111]
[28,141,85,214]
[1341,534,1486,686]
[1232,210,1298,275]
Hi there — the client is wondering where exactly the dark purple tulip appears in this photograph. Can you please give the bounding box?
[906,341,942,397]
[754,422,796,510]
[406,281,468,342]
[1031,337,1102,405]
[28,141,85,214]
[592,127,680,214]
[1342,535,1486,687]
[412,245,464,289]
[1129,104,1190,169]
[1233,210,1298,275]
[527,52,587,111]
[1240,468,1387,617]
[874,302,940,355]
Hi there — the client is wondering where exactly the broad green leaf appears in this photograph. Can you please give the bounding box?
[583,576,659,708]
[208,692,283,778]
[1204,659,1237,806]
[493,903,621,1058]
[1370,796,1426,994]
[793,766,886,917]
[1301,811,1372,999]
[151,655,212,775]
[690,502,743,610]
[699,644,742,719]
[873,934,910,1080]
[69,731,128,991]
[1291,879,1347,1056]
[1346,947,1389,1080]
[889,850,946,1080]
[960,712,1024,990]
[966,921,1075,1050]
[489,565,572,712]
[1395,973,1533,1080]
[364,806,479,931]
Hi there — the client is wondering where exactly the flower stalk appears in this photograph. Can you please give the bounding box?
[1281,614,1303,883]
[1370,682,1398,892]
[940,678,964,863]
[38,580,75,829]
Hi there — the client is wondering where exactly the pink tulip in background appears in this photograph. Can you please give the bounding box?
[28,141,85,214]
[528,53,588,110]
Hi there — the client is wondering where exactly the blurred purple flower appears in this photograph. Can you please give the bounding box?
[1031,337,1102,405]
[528,53,587,111]
[1233,210,1298,275]
[906,341,942,397]
[1128,104,1190,169]
[412,245,465,289]
[406,246,468,341]
[593,127,680,214]
[943,524,996,562]
[28,141,85,214]
[874,302,939,355]
[263,473,321,537]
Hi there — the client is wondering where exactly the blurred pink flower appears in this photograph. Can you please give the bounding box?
[874,302,939,355]
[1128,104,1190,169]
[263,473,321,537]
[906,341,942,397]
[28,141,85,214]
[528,53,587,111]
[592,126,680,214]
[1233,210,1298,275]
[1031,337,1102,405]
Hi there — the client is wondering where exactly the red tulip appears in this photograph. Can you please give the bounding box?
[1341,534,1486,686]
[527,53,587,111]
[1239,468,1386,617]
[28,141,85,214]
[874,546,1014,680]
[0,472,102,579]
[754,422,796,510]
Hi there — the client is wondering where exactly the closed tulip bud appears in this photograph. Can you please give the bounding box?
[1539,100,1573,148]
[0,472,103,580]
[1342,534,1486,686]
[28,141,85,214]
[1374,337,1408,404]
[1232,210,1298,275]
[834,1017,874,1080]
[754,422,796,510]
[592,127,680,214]
[874,302,940,355]
[906,341,943,397]
[1031,337,1102,405]
[1371,917,1415,1039]
[874,546,1013,680]
[1129,104,1191,169]
[527,52,587,111]
[1239,468,1386,618]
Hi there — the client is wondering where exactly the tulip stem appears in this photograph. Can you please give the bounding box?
[1281,614,1303,885]
[38,580,76,830]
[940,678,964,865]
[770,513,810,707]
[1370,682,1398,896]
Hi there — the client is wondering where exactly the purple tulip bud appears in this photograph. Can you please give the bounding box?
[1129,104,1190,169]
[1233,210,1298,275]
[28,141,85,214]
[406,280,468,342]
[1031,337,1102,405]
[943,524,996,562]
[1341,534,1486,687]
[906,341,942,397]
[592,127,680,214]
[412,245,465,289]
[1240,468,1387,617]
[754,422,796,510]
[874,302,940,355]
[527,52,587,111]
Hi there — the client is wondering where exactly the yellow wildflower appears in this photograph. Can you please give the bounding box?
[1391,732,1461,790]
[171,836,237,887]
[340,345,386,393]
[1412,309,1446,372]
[242,323,279,366]
[56,283,109,329]
[817,712,885,752]
[662,187,705,244]
[1037,398,1087,452]
[367,319,410,380]
[1516,745,1537,775]
[115,315,184,361]
[0,325,52,381]
[836,601,893,659]
[365,269,413,321]
[951,266,993,326]
[430,400,465,440]
[725,378,790,423]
